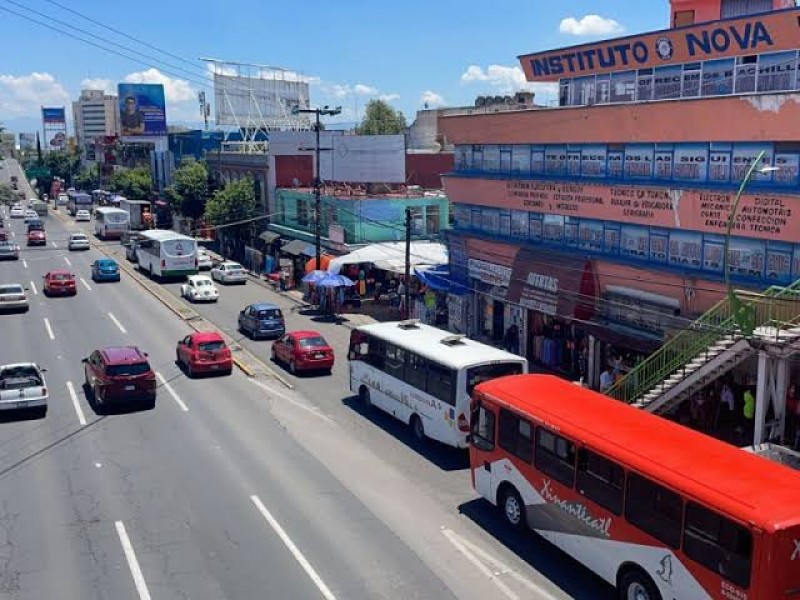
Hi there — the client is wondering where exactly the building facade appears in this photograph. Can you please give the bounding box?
[72,89,119,161]
[439,1,800,389]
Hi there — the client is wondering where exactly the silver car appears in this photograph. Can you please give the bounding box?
[210,261,248,285]
[0,284,28,311]
[0,363,48,415]
[68,233,91,251]
[0,242,20,260]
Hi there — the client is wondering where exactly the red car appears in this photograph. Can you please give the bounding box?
[176,332,232,377]
[43,270,76,296]
[83,346,156,407]
[271,330,334,375]
[27,229,46,246]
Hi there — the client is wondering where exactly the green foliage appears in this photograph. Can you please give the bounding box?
[204,178,257,228]
[73,167,100,192]
[0,182,13,205]
[355,99,407,135]
[44,151,80,182]
[110,166,153,199]
[165,159,208,220]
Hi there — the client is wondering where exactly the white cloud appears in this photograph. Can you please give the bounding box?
[123,68,196,103]
[353,83,378,96]
[379,93,400,102]
[460,64,558,102]
[420,90,445,108]
[80,78,115,94]
[559,14,624,36]
[0,72,69,118]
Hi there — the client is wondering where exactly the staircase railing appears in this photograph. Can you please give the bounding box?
[607,280,800,405]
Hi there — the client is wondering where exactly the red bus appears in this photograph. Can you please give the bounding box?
[470,375,800,600]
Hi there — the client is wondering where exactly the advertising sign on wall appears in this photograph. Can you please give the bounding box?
[18,133,37,150]
[468,258,512,287]
[118,83,167,138]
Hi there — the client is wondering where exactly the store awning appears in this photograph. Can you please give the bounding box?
[281,239,316,256]
[259,231,281,244]
[328,242,447,274]
[415,265,471,295]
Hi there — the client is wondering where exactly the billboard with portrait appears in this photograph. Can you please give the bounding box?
[118,83,167,138]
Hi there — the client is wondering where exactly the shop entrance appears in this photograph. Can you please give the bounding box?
[492,300,505,340]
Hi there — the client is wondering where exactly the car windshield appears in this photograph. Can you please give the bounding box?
[51,273,71,281]
[298,337,327,348]
[257,309,281,319]
[106,363,151,377]
[466,362,525,396]
[226,264,244,271]
[0,285,23,294]
[72,235,87,241]
[0,244,15,251]
[0,366,42,389]
[198,341,226,352]
[99,262,116,269]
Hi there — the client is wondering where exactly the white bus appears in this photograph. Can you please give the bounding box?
[94,207,130,240]
[348,320,527,448]
[135,230,197,279]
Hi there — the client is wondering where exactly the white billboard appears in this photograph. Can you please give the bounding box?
[213,72,310,129]
[319,135,406,183]
[18,133,37,150]
[268,130,340,156]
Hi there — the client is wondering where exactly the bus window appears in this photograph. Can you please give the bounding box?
[426,362,456,406]
[383,344,405,379]
[405,353,428,389]
[498,409,533,463]
[470,402,495,452]
[625,473,683,549]
[534,427,576,487]
[577,449,625,515]
[466,362,525,396]
[683,502,752,588]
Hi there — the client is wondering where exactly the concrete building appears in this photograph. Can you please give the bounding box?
[72,89,119,161]
[439,0,800,391]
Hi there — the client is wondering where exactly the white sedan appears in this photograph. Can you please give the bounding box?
[68,233,90,251]
[180,275,219,303]
[0,363,47,416]
[75,209,91,222]
[210,261,248,285]
[197,248,213,270]
[0,283,28,312]
[9,206,24,218]
[23,209,37,222]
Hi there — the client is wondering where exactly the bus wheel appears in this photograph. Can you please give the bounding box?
[500,486,526,529]
[619,568,661,600]
[410,414,425,442]
[359,386,371,410]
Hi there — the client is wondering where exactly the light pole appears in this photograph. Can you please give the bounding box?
[291,104,342,271]
[722,149,780,335]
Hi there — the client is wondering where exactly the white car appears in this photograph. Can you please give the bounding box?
[57,194,68,206]
[23,209,37,222]
[0,363,47,415]
[27,198,38,207]
[210,261,248,285]
[68,233,90,251]
[9,207,23,218]
[0,284,28,312]
[180,275,219,303]
[197,248,213,270]
[75,209,91,222]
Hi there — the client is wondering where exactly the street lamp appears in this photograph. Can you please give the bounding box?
[291,104,342,271]
[722,149,780,335]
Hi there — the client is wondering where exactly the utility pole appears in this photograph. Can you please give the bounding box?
[292,104,341,270]
[404,207,411,320]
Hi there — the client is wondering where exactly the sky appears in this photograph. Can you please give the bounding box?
[0,0,669,134]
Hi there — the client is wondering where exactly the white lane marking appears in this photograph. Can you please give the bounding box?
[63,256,71,266]
[155,371,188,412]
[21,259,27,269]
[441,528,557,600]
[66,381,87,426]
[250,495,336,600]
[249,379,332,423]
[114,521,152,600]
[29,280,37,296]
[43,317,54,340]
[107,312,127,334]
[51,241,57,248]
[80,277,92,291]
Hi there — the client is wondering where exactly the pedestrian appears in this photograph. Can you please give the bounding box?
[786,382,798,445]
[599,367,614,393]
[397,279,407,315]
[503,324,520,355]
[742,386,755,443]
[720,380,735,427]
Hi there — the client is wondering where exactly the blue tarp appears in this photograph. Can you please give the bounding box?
[415,265,470,296]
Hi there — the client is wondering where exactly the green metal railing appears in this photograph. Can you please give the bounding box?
[607,280,800,405]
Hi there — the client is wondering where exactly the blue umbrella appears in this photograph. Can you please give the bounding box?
[317,273,355,288]
[302,270,327,284]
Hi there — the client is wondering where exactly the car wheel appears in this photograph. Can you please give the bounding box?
[410,414,426,442]
[270,347,277,363]
[93,383,103,406]
[187,362,195,378]
[289,360,297,375]
[619,569,661,600]
[500,486,526,530]
[359,386,371,410]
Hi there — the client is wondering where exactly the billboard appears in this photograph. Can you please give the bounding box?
[41,107,67,151]
[18,133,37,150]
[41,107,65,124]
[118,83,167,138]
[213,71,310,128]
[320,135,406,183]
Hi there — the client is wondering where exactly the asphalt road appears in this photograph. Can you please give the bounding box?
[0,158,614,600]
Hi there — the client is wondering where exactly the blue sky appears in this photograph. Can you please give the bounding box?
[0,0,669,133]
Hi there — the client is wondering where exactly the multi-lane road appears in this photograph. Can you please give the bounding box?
[0,159,611,599]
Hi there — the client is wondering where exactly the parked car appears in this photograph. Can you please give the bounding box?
[83,346,156,408]
[211,261,248,285]
[27,229,46,246]
[270,330,334,375]
[9,206,24,218]
[0,363,47,416]
[68,233,90,251]
[23,210,37,222]
[43,270,77,296]
[175,332,232,378]
[237,302,285,339]
[0,283,28,311]
[180,275,219,303]
[196,248,213,270]
[91,258,120,282]
[75,209,91,222]
[0,242,20,261]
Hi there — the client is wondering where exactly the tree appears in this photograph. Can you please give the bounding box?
[165,159,208,221]
[110,167,153,199]
[44,151,80,183]
[0,182,13,205]
[355,99,407,135]
[74,166,100,192]
[204,178,257,229]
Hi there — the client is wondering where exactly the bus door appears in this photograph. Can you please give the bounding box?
[470,397,497,499]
